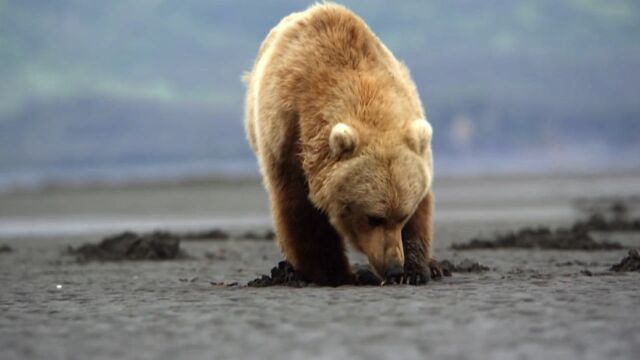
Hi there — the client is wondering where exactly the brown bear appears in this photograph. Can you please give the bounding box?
[244,3,435,286]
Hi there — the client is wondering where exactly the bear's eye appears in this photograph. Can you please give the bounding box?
[367,216,386,227]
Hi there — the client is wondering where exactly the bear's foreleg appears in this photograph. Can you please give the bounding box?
[401,191,442,284]
[266,154,353,286]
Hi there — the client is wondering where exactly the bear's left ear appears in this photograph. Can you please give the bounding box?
[406,119,433,154]
[329,123,359,159]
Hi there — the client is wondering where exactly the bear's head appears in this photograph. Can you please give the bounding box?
[312,119,433,279]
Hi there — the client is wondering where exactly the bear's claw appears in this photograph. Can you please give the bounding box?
[428,258,451,279]
[400,259,450,285]
[402,270,429,285]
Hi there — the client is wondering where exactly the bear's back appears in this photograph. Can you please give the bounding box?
[244,3,424,173]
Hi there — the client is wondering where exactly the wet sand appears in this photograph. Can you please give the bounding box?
[1,173,640,359]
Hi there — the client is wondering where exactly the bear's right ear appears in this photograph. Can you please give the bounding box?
[406,119,433,155]
[329,123,358,159]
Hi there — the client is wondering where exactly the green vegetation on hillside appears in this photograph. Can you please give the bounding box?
[0,0,639,173]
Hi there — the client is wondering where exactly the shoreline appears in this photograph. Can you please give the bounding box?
[2,172,639,239]
[1,167,639,195]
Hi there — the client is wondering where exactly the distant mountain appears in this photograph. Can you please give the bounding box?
[1,0,639,183]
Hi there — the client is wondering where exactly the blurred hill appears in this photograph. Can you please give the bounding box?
[1,0,639,187]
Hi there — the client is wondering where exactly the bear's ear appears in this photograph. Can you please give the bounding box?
[406,119,433,154]
[329,123,359,159]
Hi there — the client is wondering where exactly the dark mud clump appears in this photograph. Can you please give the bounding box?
[572,198,640,232]
[610,249,640,272]
[182,228,230,240]
[69,231,188,261]
[452,226,623,250]
[174,228,275,241]
[240,229,276,240]
[246,262,392,287]
[179,228,274,241]
[453,199,640,250]
[248,260,463,287]
[437,259,490,274]
[0,244,13,253]
[121,228,275,242]
[247,261,309,287]
[246,262,386,287]
[571,213,640,233]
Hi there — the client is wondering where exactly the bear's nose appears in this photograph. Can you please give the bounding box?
[384,264,404,283]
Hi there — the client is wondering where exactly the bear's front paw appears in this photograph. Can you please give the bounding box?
[402,245,429,285]
[402,258,451,285]
[402,263,429,285]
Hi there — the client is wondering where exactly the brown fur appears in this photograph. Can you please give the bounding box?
[244,3,434,285]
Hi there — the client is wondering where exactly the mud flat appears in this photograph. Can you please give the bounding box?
[1,173,640,359]
[2,233,639,360]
